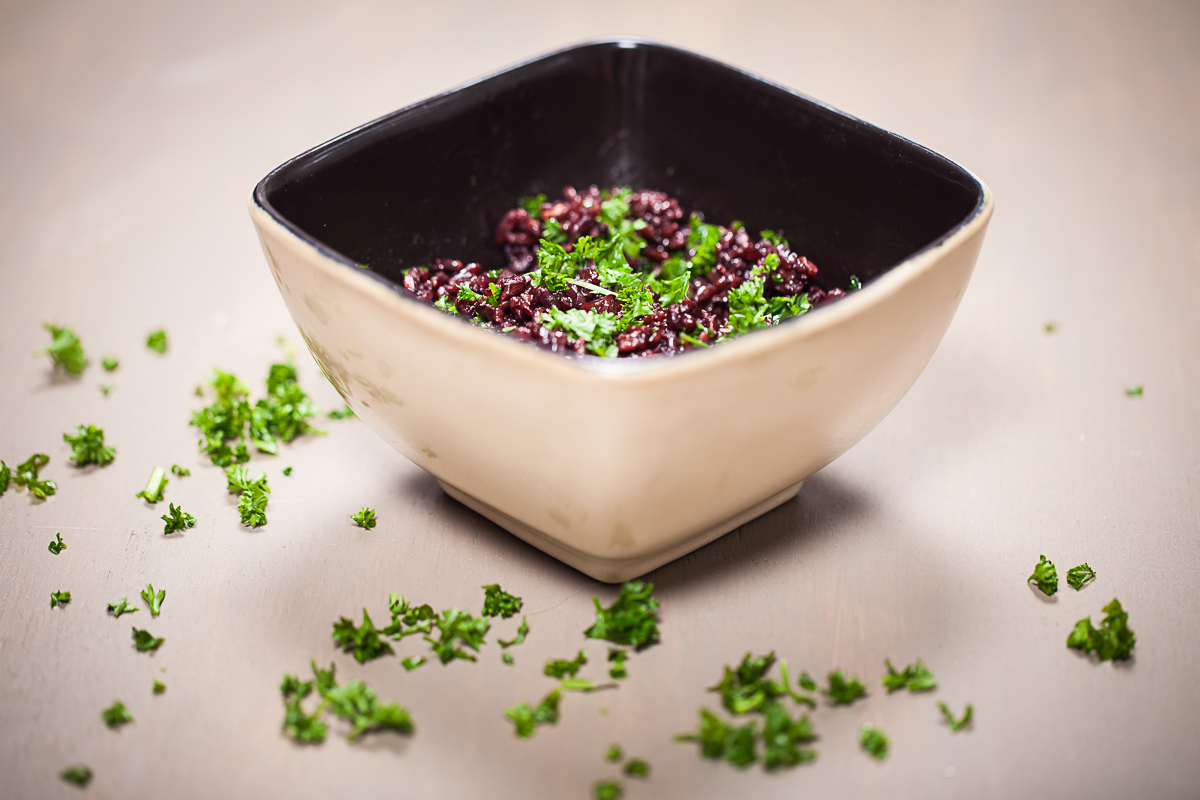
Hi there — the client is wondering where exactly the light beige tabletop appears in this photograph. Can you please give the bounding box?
[2,1,1198,798]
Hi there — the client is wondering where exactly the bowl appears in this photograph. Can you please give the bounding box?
[249,39,992,582]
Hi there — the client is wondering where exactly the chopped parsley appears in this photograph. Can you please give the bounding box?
[154,680,166,694]
[1044,321,1058,333]
[724,277,811,339]
[60,765,93,787]
[1028,554,1058,596]
[498,616,529,648]
[328,404,355,419]
[606,744,623,762]
[381,594,436,639]
[1066,563,1097,590]
[161,503,195,534]
[505,689,561,738]
[709,652,804,714]
[519,193,547,215]
[140,584,165,616]
[101,700,134,728]
[283,466,293,476]
[859,723,888,760]
[544,650,587,679]
[424,608,489,663]
[560,677,617,692]
[332,609,395,663]
[849,275,862,291]
[64,424,115,467]
[542,308,620,357]
[760,703,817,770]
[13,453,56,499]
[107,597,138,617]
[225,467,269,527]
[675,709,759,768]
[822,670,866,705]
[145,328,168,354]
[1125,386,1143,397]
[593,780,623,800]
[282,659,414,743]
[584,580,660,649]
[102,355,119,371]
[881,658,936,692]
[48,533,66,554]
[170,464,190,477]
[132,627,164,652]
[51,590,71,608]
[481,584,523,618]
[938,702,973,732]
[1067,598,1136,661]
[0,460,9,495]
[608,648,628,680]
[100,384,113,396]
[135,466,168,503]
[349,507,377,530]
[35,323,88,374]
[402,656,427,671]
[624,758,650,778]
[502,652,514,665]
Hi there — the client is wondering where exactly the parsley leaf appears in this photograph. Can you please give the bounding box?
[402,656,427,671]
[135,466,168,503]
[145,329,168,354]
[506,689,561,738]
[13,453,56,499]
[332,609,395,663]
[101,700,134,728]
[328,404,355,419]
[60,765,92,787]
[132,627,164,652]
[281,669,327,744]
[881,658,936,693]
[102,355,119,372]
[584,581,660,649]
[0,460,9,495]
[1066,598,1136,661]
[593,780,623,800]
[859,723,888,760]
[849,275,862,291]
[560,677,618,692]
[519,193,547,215]
[170,464,190,477]
[283,466,293,476]
[424,608,489,663]
[1066,563,1097,590]
[605,744,623,762]
[381,594,436,639]
[608,648,628,680]
[161,503,195,534]
[51,590,71,608]
[237,483,269,527]
[107,598,138,617]
[324,679,415,741]
[938,702,973,732]
[349,507,377,530]
[481,584,523,618]
[35,323,88,375]
[624,758,650,778]
[498,616,529,648]
[822,670,866,705]
[1125,386,1143,397]
[541,308,620,357]
[1028,554,1058,596]
[140,584,165,616]
[153,680,166,695]
[502,652,514,665]
[48,533,66,555]
[63,424,116,467]
[544,649,587,679]
[761,702,816,771]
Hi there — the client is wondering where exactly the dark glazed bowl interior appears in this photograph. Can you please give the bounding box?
[255,40,984,297]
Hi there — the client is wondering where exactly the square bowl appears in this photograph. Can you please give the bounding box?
[250,39,992,582]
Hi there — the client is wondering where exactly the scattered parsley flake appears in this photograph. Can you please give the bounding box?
[282,660,413,743]
[13,453,56,499]
[328,405,355,419]
[519,193,547,215]
[860,723,888,760]
[140,584,165,616]
[560,677,617,692]
[64,425,115,467]
[498,616,529,648]
[145,329,168,354]
[101,700,134,728]
[584,581,660,649]
[849,275,862,291]
[505,689,561,738]
[153,680,166,695]
[608,648,628,680]
[51,590,71,608]
[135,466,168,503]
[822,670,866,705]
[381,594,436,639]
[35,323,88,375]
[605,744,623,762]
[1028,554,1058,596]
[283,466,293,476]
[502,652,514,665]
[481,584,523,618]
[624,759,650,778]
[161,503,195,534]
[402,656,427,671]
[133,627,164,652]
[102,355,119,372]
[1125,386,1143,397]
[1044,322,1058,333]
[1066,563,1097,590]
[332,609,395,663]
[424,608,489,664]
[881,658,936,693]
[60,765,92,787]
[675,708,769,769]
[0,461,9,495]
[545,649,587,679]
[107,597,138,617]
[170,464,190,477]
[593,780,623,800]
[759,703,817,770]
[709,652,814,714]
[1066,598,1136,661]
[238,483,269,527]
[349,507,377,530]
[48,533,66,555]
[100,383,113,396]
[938,702,973,732]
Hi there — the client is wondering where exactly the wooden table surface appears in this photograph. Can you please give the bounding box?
[2,1,1198,798]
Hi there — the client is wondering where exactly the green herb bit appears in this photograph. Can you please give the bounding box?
[402,656,427,671]
[938,702,973,732]
[1044,321,1058,333]
[64,425,115,467]
[777,659,817,707]
[481,583,523,618]
[1066,563,1097,590]
[48,533,66,555]
[498,616,529,648]
[605,744,623,762]
[710,652,811,714]
[381,594,436,639]
[505,689,561,738]
[849,275,862,291]
[140,584,165,616]
[761,702,817,770]
[675,708,758,768]
[424,608,489,664]
[1028,554,1058,596]
[145,328,168,354]
[624,758,651,778]
[238,484,269,527]
[1066,598,1136,661]
[0,460,9,495]
[1125,385,1143,397]
[13,453,56,499]
[860,723,888,760]
[544,649,587,679]
[519,193,547,215]
[153,680,166,695]
[328,404,355,419]
[282,692,328,744]
[608,648,628,680]
[332,609,395,663]
[502,652,514,665]
[102,355,119,372]
[324,679,415,741]
[35,323,88,375]
[101,700,134,728]
[161,503,195,534]
[560,677,617,692]
[170,464,190,477]
[541,307,620,357]
[100,383,113,396]
[283,466,293,476]
[132,627,164,652]
[107,597,138,618]
[349,507,377,530]
[584,580,660,649]
[593,780,623,800]
[224,465,267,494]
[51,590,71,608]
[60,764,93,787]
[798,671,817,691]
[135,466,168,503]
[822,670,866,705]
[881,658,936,693]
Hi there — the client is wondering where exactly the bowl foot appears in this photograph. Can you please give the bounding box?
[436,479,805,583]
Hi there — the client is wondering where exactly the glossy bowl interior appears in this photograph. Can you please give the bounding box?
[251,39,991,581]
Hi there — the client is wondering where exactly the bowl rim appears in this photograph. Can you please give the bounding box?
[251,37,993,379]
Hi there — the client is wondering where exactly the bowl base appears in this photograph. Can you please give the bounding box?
[436,478,805,583]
